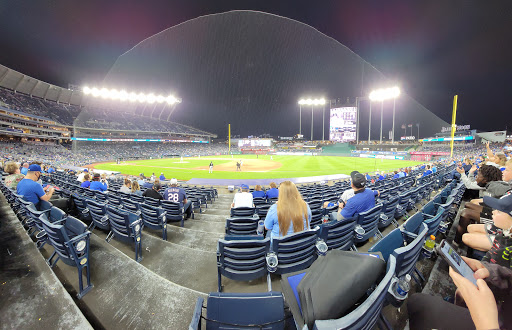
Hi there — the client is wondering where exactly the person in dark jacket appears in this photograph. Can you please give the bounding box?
[142,182,163,200]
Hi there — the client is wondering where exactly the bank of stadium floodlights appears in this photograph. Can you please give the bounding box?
[82,86,181,105]
[298,98,326,141]
[368,87,400,144]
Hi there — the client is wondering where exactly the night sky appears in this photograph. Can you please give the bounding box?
[0,0,511,135]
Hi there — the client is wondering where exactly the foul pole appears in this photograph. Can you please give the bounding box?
[228,123,231,154]
[450,95,458,158]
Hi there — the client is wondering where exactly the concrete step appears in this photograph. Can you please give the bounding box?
[38,231,206,330]
[170,218,226,234]
[143,224,222,252]
[0,204,92,330]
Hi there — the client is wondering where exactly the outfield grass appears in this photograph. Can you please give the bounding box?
[92,155,423,181]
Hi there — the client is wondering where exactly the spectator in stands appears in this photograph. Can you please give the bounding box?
[80,174,91,188]
[4,161,24,189]
[77,169,88,182]
[16,164,54,207]
[100,173,109,189]
[47,165,55,174]
[131,180,142,196]
[20,162,29,175]
[264,181,311,239]
[159,172,166,181]
[143,182,163,200]
[462,193,512,253]
[266,182,279,199]
[392,170,400,179]
[163,178,192,219]
[455,165,509,243]
[137,174,145,186]
[408,255,510,330]
[486,142,507,170]
[231,184,254,208]
[252,185,266,199]
[422,165,433,177]
[90,173,107,192]
[119,178,131,194]
[330,171,379,221]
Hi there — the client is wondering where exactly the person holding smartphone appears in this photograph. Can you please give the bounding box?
[408,254,512,329]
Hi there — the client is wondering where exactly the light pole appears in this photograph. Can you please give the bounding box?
[298,98,326,141]
[369,86,400,144]
[416,123,420,140]
[299,104,302,135]
[392,98,396,143]
[322,103,325,141]
[380,101,384,144]
[368,101,372,144]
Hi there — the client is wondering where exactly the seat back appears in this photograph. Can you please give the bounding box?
[318,219,356,251]
[225,217,260,236]
[107,194,122,207]
[368,228,404,262]
[271,229,320,275]
[217,238,271,286]
[230,207,256,217]
[313,255,396,330]
[139,203,166,227]
[144,197,161,207]
[85,199,109,230]
[121,198,140,213]
[205,292,284,330]
[106,206,140,241]
[355,204,383,242]
[403,211,424,235]
[424,207,445,236]
[160,200,184,223]
[394,223,428,278]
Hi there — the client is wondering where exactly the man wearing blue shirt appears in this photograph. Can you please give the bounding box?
[159,172,166,181]
[17,164,54,208]
[163,178,192,218]
[422,165,433,177]
[90,173,108,192]
[331,171,379,220]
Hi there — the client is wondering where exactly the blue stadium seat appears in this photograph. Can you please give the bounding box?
[84,199,109,231]
[40,214,93,299]
[225,217,261,236]
[144,196,161,208]
[121,198,140,214]
[217,237,271,292]
[378,196,400,229]
[189,291,285,330]
[394,191,411,219]
[311,255,396,330]
[104,206,143,262]
[230,207,256,218]
[355,204,383,243]
[160,200,185,227]
[318,218,356,251]
[271,229,322,275]
[139,203,168,240]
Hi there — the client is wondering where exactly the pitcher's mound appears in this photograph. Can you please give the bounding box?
[195,159,281,172]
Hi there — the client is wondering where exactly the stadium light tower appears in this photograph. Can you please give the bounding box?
[369,86,400,144]
[298,98,326,140]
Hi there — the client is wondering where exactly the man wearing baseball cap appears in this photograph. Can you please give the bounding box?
[16,164,54,208]
[163,178,192,219]
[231,184,254,209]
[331,171,379,221]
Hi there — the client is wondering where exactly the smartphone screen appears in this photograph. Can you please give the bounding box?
[439,240,477,286]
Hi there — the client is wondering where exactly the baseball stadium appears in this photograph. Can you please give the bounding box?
[1,7,511,330]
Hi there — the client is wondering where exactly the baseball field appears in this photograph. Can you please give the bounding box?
[91,155,424,181]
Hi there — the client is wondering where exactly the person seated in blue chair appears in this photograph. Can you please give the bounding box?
[252,185,267,199]
[330,171,379,221]
[17,164,55,207]
[90,173,108,192]
[264,181,311,240]
[266,182,279,199]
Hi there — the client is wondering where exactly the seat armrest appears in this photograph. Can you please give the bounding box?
[189,297,204,330]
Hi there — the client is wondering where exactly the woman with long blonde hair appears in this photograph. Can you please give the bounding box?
[264,181,311,239]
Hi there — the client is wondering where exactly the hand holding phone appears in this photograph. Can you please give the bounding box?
[438,240,477,286]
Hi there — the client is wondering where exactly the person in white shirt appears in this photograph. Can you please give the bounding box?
[77,169,89,182]
[231,184,254,208]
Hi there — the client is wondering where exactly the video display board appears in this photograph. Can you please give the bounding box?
[329,107,357,142]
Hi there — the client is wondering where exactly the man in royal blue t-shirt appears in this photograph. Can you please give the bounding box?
[163,178,192,218]
[331,171,379,221]
[17,164,54,208]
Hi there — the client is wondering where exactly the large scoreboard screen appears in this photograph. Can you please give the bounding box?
[329,107,357,142]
